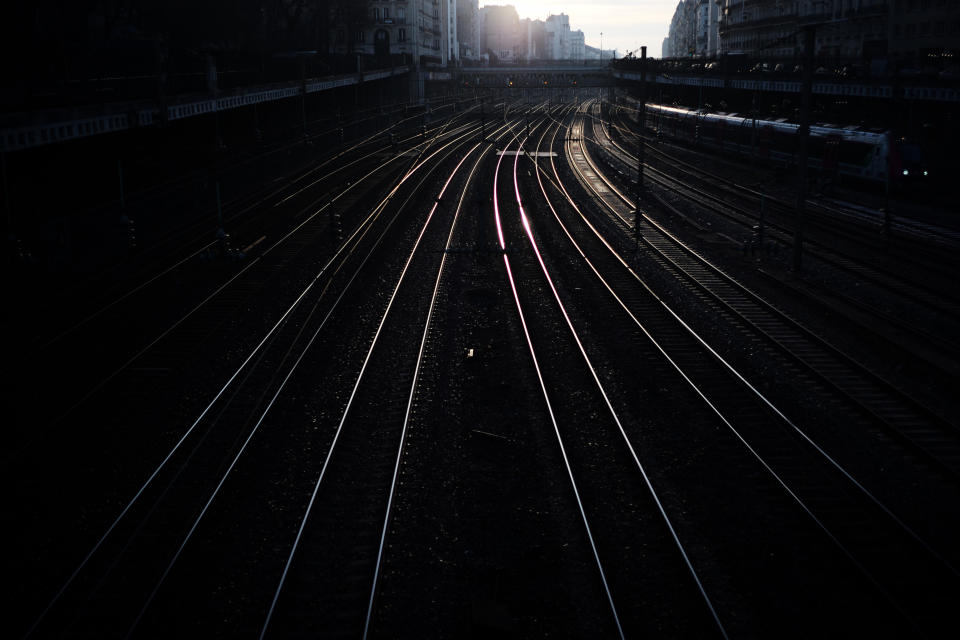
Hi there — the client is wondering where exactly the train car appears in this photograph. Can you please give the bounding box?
[642,103,894,184]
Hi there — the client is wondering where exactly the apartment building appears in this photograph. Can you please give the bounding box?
[457,0,481,61]
[716,1,890,61]
[544,13,586,61]
[889,0,960,68]
[331,0,451,67]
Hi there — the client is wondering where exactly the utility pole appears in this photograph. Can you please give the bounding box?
[793,24,816,274]
[636,46,647,246]
[883,135,892,236]
[637,47,646,200]
[750,87,759,166]
[300,56,309,139]
[481,98,486,141]
[117,159,125,211]
[3,151,12,242]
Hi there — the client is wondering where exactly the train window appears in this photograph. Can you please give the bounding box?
[838,140,873,165]
[772,129,796,156]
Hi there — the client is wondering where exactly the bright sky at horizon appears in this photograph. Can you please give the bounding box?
[478,1,678,57]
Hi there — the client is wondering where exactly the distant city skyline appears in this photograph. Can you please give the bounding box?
[479,1,677,57]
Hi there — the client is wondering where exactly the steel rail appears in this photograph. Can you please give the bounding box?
[584,105,960,439]
[494,115,630,639]
[21,113,498,640]
[32,101,483,352]
[604,104,960,314]
[122,114,501,640]
[539,106,950,632]
[7,110,493,467]
[571,104,960,561]
[359,118,526,639]
[612,98,960,246]
[257,114,521,639]
[523,108,730,638]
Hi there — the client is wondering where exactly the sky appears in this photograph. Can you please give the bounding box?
[479,1,678,57]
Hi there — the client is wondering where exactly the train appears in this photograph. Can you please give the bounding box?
[632,103,927,186]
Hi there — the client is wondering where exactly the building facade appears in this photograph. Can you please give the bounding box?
[696,0,721,57]
[480,4,523,62]
[445,0,459,64]
[716,1,891,62]
[330,0,450,67]
[667,0,698,57]
[888,0,960,68]
[543,14,586,61]
[457,0,481,61]
[666,0,720,57]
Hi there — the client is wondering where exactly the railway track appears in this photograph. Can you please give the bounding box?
[537,102,960,636]
[13,92,958,639]
[608,102,960,316]
[369,104,635,638]
[486,109,731,638]
[14,107,516,639]
[20,95,469,326]
[577,106,960,472]
[30,104,484,349]
[7,105,506,462]
[258,119,517,640]
[583,103,960,401]
[611,99,960,248]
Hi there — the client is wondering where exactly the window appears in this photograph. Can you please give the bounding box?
[384,8,390,19]
[373,7,380,20]
[399,28,407,42]
[357,31,366,42]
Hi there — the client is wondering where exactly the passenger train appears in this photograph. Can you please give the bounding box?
[635,103,921,185]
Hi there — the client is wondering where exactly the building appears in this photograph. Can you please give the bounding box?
[457,0,481,61]
[330,0,451,67]
[585,45,619,61]
[667,0,698,58]
[544,14,570,60]
[446,0,459,64]
[888,0,960,69]
[662,36,672,59]
[525,19,549,61]
[477,5,592,62]
[481,4,523,62]
[696,0,720,57]
[569,30,586,61]
[716,1,891,62]
[543,14,587,61]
